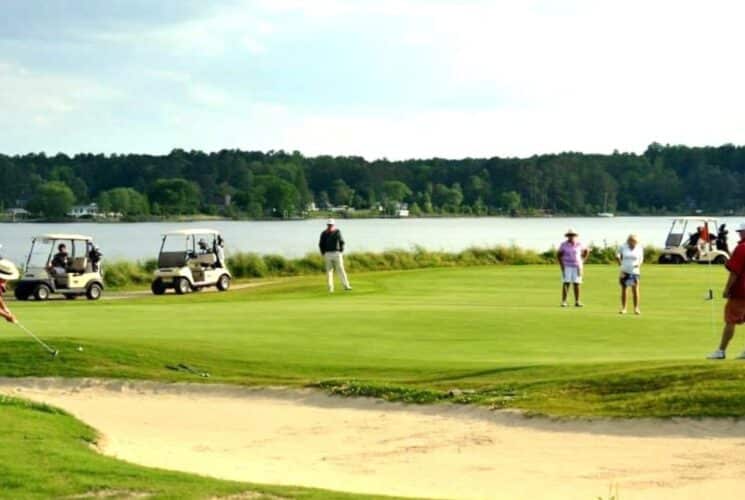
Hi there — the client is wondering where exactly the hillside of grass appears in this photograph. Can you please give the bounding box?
[1,265,741,418]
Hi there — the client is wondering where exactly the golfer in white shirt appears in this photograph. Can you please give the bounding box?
[616,234,644,315]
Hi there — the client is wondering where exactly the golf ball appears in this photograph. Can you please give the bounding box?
[77,346,84,352]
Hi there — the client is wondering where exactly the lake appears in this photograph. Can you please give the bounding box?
[0,216,741,264]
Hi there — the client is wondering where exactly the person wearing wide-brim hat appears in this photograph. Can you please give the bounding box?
[616,234,644,315]
[318,218,352,293]
[557,228,589,307]
[709,222,745,359]
[0,258,20,323]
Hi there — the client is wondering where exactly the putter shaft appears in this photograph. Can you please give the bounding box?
[15,322,58,356]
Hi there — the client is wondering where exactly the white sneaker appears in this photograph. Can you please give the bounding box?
[561,302,568,308]
[619,309,627,315]
[634,308,641,315]
[735,351,745,360]
[707,350,726,360]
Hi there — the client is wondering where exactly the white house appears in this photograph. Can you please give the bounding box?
[68,203,100,218]
[5,208,30,220]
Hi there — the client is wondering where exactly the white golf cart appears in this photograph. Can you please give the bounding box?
[15,234,105,301]
[151,229,231,295]
[658,217,730,264]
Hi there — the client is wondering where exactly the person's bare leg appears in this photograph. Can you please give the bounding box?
[632,284,640,313]
[562,283,569,304]
[573,283,581,305]
[620,286,627,313]
[719,323,736,351]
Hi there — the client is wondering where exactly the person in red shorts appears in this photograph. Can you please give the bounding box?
[708,223,745,359]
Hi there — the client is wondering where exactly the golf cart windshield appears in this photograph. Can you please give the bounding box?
[158,235,191,268]
[26,238,90,270]
[666,220,688,247]
[26,239,54,269]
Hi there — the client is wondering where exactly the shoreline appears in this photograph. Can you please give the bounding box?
[1,214,733,224]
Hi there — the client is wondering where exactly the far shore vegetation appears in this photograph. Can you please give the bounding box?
[4,143,745,222]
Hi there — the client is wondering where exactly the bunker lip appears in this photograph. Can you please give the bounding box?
[2,378,745,500]
[2,377,744,438]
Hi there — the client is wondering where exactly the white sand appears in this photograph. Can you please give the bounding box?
[2,378,745,500]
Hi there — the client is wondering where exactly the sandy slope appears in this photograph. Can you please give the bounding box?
[2,378,745,500]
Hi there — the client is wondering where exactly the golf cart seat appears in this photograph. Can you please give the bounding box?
[69,257,87,274]
[194,253,217,267]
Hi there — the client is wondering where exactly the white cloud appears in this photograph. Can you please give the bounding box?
[0,61,119,124]
[4,0,745,157]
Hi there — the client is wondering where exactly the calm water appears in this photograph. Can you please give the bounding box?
[0,217,741,264]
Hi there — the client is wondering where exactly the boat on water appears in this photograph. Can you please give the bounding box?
[597,192,614,217]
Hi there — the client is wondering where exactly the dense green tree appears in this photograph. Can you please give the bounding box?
[98,187,149,216]
[27,181,75,218]
[331,179,355,206]
[148,178,201,215]
[381,180,413,202]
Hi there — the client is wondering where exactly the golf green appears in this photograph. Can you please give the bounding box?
[2,264,744,418]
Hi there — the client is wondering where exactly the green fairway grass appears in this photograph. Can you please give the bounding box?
[2,264,745,418]
[0,395,395,500]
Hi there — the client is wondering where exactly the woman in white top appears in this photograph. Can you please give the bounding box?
[616,234,644,315]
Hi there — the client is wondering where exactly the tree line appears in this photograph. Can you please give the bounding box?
[2,143,745,218]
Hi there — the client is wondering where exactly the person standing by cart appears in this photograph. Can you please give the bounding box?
[319,218,352,293]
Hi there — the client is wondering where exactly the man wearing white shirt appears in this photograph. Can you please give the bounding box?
[616,234,644,315]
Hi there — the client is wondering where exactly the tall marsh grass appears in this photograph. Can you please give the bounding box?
[100,245,661,288]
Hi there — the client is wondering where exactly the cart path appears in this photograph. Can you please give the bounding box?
[102,280,278,300]
[1,378,744,500]
[7,280,278,302]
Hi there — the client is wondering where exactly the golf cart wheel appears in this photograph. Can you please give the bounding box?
[86,283,103,301]
[14,288,29,301]
[174,277,191,295]
[671,255,684,264]
[63,294,78,300]
[33,284,51,301]
[713,255,727,265]
[216,274,231,292]
[151,279,166,295]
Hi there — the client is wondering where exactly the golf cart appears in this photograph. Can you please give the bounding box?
[151,229,231,295]
[15,234,105,300]
[658,217,730,264]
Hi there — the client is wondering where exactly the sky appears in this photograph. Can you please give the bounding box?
[2,0,745,160]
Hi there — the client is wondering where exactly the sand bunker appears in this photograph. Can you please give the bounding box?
[2,378,745,500]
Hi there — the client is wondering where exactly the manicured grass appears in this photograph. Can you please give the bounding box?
[1,264,743,418]
[0,395,394,499]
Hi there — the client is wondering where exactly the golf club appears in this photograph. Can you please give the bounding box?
[15,321,58,357]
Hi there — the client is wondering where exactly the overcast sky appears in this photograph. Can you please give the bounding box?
[2,0,744,159]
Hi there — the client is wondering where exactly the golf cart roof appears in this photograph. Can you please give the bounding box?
[672,217,719,222]
[163,229,221,237]
[34,233,93,242]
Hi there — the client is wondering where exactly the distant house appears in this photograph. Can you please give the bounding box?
[5,208,30,220]
[396,203,410,218]
[68,203,99,218]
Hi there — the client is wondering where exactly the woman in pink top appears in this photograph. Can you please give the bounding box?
[557,228,589,307]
